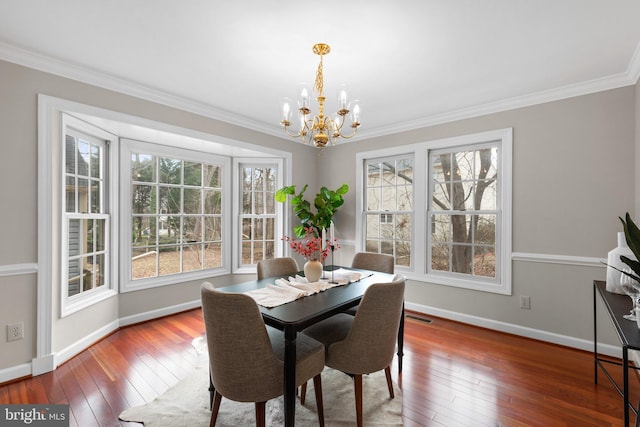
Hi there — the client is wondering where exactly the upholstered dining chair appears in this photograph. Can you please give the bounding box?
[300,274,406,427]
[256,257,299,280]
[200,281,325,427]
[345,252,395,316]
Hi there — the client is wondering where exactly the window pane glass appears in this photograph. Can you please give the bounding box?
[95,219,105,252]
[184,188,201,214]
[183,216,202,243]
[242,218,252,241]
[205,217,222,241]
[455,151,474,181]
[264,218,274,240]
[84,218,93,254]
[474,246,495,278]
[266,168,276,191]
[451,215,470,243]
[159,186,181,214]
[431,244,449,272]
[68,219,81,256]
[477,179,497,210]
[161,216,181,243]
[432,214,450,243]
[255,218,264,240]
[253,168,265,191]
[90,145,100,179]
[91,180,101,213]
[365,239,379,252]
[184,161,202,186]
[132,153,155,182]
[132,185,156,214]
[265,191,275,214]
[204,242,222,269]
[159,158,181,184]
[205,190,222,214]
[396,240,411,266]
[381,186,396,211]
[159,246,181,275]
[68,258,82,297]
[242,241,252,264]
[95,254,105,287]
[476,214,496,245]
[182,244,202,272]
[131,248,156,279]
[366,214,379,239]
[205,165,221,188]
[83,255,93,291]
[78,178,89,213]
[66,135,76,174]
[367,188,380,211]
[397,185,412,211]
[77,140,89,176]
[66,176,76,213]
[396,214,411,240]
[132,216,156,246]
[452,245,472,273]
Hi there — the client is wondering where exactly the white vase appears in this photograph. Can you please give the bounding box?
[304,260,323,283]
[607,232,635,294]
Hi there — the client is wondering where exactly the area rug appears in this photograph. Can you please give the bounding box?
[119,351,403,426]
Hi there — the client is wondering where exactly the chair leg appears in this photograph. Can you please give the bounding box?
[255,401,266,427]
[313,374,324,427]
[210,390,222,427]
[300,381,307,405]
[384,365,395,399]
[354,374,363,427]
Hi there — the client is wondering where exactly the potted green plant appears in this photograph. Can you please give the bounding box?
[619,212,640,281]
[275,183,349,238]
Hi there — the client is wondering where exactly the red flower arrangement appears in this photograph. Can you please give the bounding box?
[282,227,339,262]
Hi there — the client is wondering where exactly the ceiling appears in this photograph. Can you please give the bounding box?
[1,1,640,141]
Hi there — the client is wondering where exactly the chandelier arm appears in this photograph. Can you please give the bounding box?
[335,126,359,139]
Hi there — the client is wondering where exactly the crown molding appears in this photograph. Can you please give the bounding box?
[1,40,639,142]
[0,41,283,138]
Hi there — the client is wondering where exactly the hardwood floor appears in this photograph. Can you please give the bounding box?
[0,308,636,426]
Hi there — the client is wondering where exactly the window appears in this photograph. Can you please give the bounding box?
[240,165,277,265]
[357,128,512,294]
[429,143,499,280]
[122,140,230,290]
[364,156,414,267]
[61,116,117,316]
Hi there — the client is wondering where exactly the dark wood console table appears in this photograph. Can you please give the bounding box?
[593,280,640,427]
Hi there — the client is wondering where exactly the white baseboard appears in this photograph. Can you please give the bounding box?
[54,320,120,368]
[31,354,55,376]
[404,302,621,358]
[0,362,31,384]
[118,299,201,327]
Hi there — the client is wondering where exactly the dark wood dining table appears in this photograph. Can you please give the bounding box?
[215,265,401,427]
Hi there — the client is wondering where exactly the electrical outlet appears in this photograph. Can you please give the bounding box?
[7,322,24,342]
[520,296,531,310]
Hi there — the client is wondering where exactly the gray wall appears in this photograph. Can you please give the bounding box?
[0,57,636,374]
[321,87,636,347]
[0,59,317,371]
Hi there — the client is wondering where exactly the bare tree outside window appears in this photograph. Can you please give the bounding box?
[430,145,498,278]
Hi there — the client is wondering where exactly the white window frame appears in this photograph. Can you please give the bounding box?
[356,128,513,295]
[61,115,118,317]
[232,158,284,273]
[120,139,232,292]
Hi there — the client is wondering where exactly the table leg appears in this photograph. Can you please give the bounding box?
[397,302,405,373]
[624,347,630,427]
[284,326,297,427]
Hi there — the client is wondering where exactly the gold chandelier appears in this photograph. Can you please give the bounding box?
[280,43,361,148]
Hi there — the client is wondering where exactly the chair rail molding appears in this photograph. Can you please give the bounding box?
[0,263,38,278]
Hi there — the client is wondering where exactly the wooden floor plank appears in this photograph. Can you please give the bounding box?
[0,308,638,426]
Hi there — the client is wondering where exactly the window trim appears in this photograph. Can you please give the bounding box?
[356,128,513,295]
[120,138,232,292]
[232,158,284,273]
[60,114,118,317]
